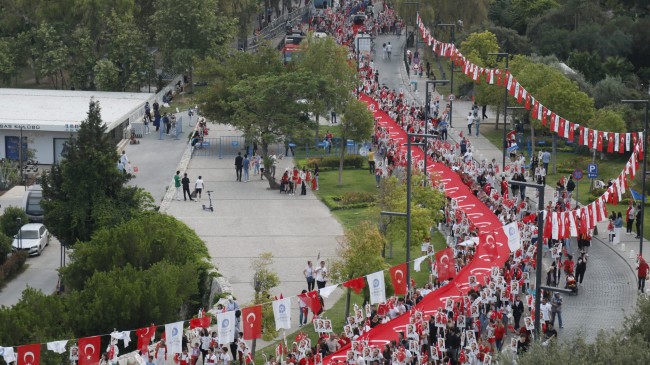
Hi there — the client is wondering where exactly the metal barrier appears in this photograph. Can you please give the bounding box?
[246,5,312,52]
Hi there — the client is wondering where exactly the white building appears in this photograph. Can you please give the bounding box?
[0,89,154,164]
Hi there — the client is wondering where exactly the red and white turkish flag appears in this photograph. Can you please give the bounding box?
[532,100,539,119]
[435,248,455,280]
[558,118,566,138]
[297,290,322,314]
[588,129,595,149]
[524,91,531,109]
[389,263,408,295]
[578,126,585,145]
[17,344,41,365]
[78,336,101,365]
[619,133,626,154]
[569,210,578,237]
[242,305,262,340]
[342,277,366,294]
[568,122,575,141]
[479,231,499,259]
[541,107,548,126]
[189,315,211,329]
[608,132,615,153]
[549,113,557,132]
[136,325,156,355]
[562,212,571,238]
[597,131,604,151]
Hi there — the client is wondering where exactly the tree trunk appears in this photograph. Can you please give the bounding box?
[261,140,281,189]
[338,135,346,185]
[530,122,536,158]
[314,113,320,144]
[495,109,500,130]
[552,133,557,174]
[188,67,194,94]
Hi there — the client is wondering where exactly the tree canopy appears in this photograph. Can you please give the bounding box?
[336,99,374,185]
[41,100,153,246]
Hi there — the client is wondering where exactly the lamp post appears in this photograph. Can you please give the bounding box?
[424,80,449,185]
[488,52,510,171]
[404,2,419,52]
[622,99,649,255]
[436,24,455,128]
[16,217,22,250]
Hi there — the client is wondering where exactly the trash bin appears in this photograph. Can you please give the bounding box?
[410,80,418,92]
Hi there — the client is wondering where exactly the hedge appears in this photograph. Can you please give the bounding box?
[0,251,28,286]
[305,155,365,169]
[322,192,376,211]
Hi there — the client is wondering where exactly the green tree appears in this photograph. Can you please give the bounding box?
[250,252,279,347]
[460,31,500,67]
[152,0,236,91]
[26,23,68,87]
[0,38,17,86]
[106,12,152,91]
[0,206,29,238]
[41,100,153,246]
[337,99,374,185]
[61,212,209,290]
[295,34,357,141]
[93,59,121,91]
[67,27,98,90]
[567,51,604,83]
[0,233,12,265]
[593,76,630,108]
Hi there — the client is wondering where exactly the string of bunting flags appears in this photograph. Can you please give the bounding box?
[0,236,523,365]
[415,13,644,156]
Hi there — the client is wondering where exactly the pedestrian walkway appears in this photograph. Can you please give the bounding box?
[374,33,640,341]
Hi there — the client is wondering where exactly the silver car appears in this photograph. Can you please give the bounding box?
[12,223,50,256]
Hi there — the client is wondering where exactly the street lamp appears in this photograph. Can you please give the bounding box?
[403,2,419,53]
[622,99,649,255]
[16,217,22,250]
[435,24,455,128]
[488,52,510,171]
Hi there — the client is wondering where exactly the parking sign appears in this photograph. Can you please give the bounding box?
[587,163,598,178]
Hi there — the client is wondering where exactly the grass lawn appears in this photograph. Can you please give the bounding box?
[481,127,650,239]
[254,167,446,361]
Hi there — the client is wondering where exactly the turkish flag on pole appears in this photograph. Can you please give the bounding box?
[389,263,408,295]
[435,248,455,280]
[136,325,156,355]
[342,277,366,294]
[297,290,322,314]
[241,305,262,340]
[78,336,101,365]
[17,344,41,365]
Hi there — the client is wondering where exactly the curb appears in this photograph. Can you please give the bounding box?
[592,232,637,275]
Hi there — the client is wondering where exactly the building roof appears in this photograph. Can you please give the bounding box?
[0,89,154,133]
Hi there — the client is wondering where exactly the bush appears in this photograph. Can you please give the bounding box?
[0,234,12,265]
[305,155,364,169]
[323,195,375,210]
[340,191,376,205]
[1,251,27,280]
[0,207,29,237]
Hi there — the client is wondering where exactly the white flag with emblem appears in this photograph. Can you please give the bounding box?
[217,310,236,344]
[272,297,292,330]
[165,321,184,354]
[366,270,386,304]
[502,222,521,252]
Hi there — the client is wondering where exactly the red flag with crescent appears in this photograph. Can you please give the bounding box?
[242,305,262,340]
[78,336,101,365]
[189,315,211,329]
[343,277,366,294]
[435,248,455,280]
[389,263,408,295]
[479,231,499,259]
[17,344,41,365]
[297,290,322,314]
[136,325,156,355]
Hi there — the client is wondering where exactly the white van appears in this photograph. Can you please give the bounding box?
[22,185,44,223]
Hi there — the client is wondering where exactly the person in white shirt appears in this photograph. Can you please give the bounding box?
[304,261,315,291]
[540,297,552,323]
[315,261,328,289]
[219,347,231,365]
[194,176,204,201]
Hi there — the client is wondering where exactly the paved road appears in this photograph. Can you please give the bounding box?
[374,33,640,341]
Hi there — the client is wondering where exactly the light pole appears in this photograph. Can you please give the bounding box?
[436,24,455,128]
[16,217,22,250]
[403,2,419,52]
[425,80,449,185]
[622,99,649,255]
[489,52,510,171]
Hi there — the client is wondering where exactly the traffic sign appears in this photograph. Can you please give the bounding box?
[448,94,456,101]
[587,163,598,178]
[572,168,583,180]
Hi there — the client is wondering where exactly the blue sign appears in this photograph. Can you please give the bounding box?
[587,163,598,178]
[572,169,583,180]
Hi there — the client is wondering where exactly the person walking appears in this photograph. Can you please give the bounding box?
[466,112,473,135]
[243,154,250,182]
[386,42,392,59]
[299,290,309,326]
[194,176,204,201]
[368,148,375,173]
[541,150,551,173]
[575,254,587,285]
[182,173,194,201]
[637,256,649,293]
[550,293,563,329]
[512,294,524,330]
[174,171,182,200]
[235,152,243,182]
[315,261,328,289]
[626,202,635,234]
[304,261,315,291]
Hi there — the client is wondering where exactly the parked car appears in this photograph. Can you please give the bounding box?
[12,223,50,256]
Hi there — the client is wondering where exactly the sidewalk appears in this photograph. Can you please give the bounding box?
[374,34,639,341]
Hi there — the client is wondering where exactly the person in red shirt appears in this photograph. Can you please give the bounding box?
[563,254,575,277]
[494,320,506,351]
[637,256,649,293]
[500,176,509,199]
